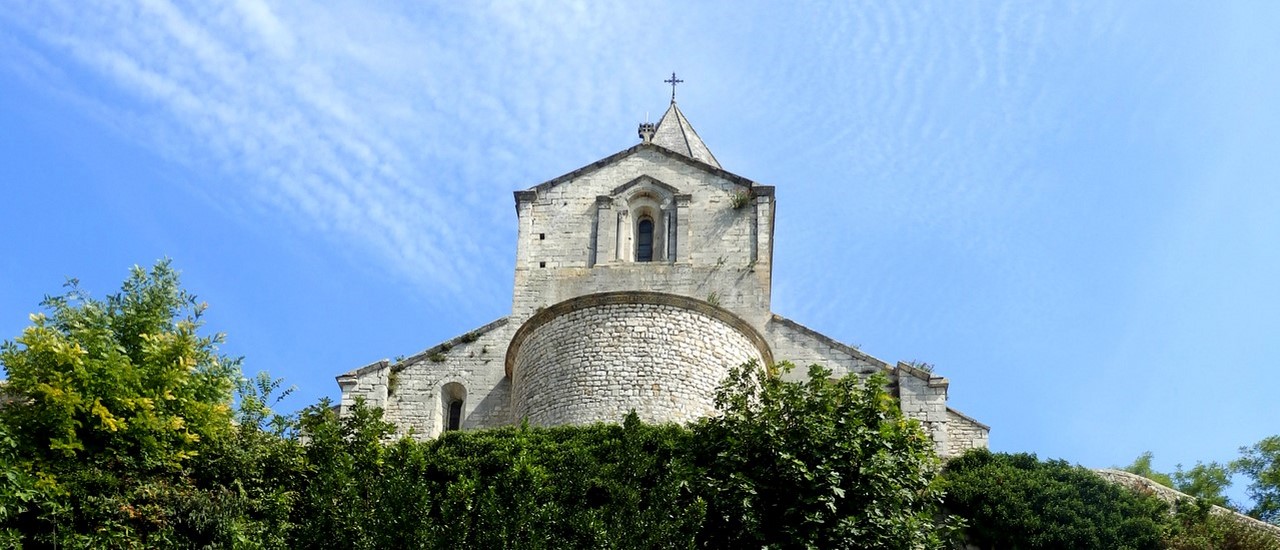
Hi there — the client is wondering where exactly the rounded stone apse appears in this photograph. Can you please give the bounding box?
[506,292,771,426]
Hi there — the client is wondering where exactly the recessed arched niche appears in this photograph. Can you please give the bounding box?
[594,176,684,264]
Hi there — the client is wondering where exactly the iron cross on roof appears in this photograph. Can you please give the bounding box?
[664,72,684,102]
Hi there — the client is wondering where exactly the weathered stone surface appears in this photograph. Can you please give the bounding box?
[510,298,765,426]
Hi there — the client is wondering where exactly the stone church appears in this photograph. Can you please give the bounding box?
[336,90,989,457]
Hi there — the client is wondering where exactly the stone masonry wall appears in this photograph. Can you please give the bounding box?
[512,146,775,330]
[764,315,988,457]
[765,315,889,381]
[338,318,515,439]
[895,363,951,457]
[945,409,990,457]
[510,300,765,426]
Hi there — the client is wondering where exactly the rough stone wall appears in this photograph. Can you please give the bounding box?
[763,315,987,457]
[513,146,774,330]
[338,318,514,439]
[945,408,990,457]
[765,315,889,381]
[510,301,765,426]
[894,363,951,457]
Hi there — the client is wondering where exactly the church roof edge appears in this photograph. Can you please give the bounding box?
[768,314,891,370]
[336,316,511,379]
[516,143,758,202]
[947,406,991,431]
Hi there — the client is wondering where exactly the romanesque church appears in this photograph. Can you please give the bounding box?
[336,87,988,457]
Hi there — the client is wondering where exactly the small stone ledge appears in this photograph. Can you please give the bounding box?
[895,361,949,387]
[1095,469,1280,539]
[507,291,774,378]
[337,358,391,380]
[609,174,680,197]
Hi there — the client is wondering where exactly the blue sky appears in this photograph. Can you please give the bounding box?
[2,1,1278,499]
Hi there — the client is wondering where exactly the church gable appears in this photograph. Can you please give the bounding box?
[513,146,765,268]
[511,145,775,324]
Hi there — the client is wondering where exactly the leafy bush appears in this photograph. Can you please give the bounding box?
[287,400,703,549]
[1122,451,1235,508]
[942,449,1169,549]
[18,263,1273,547]
[1164,498,1280,550]
[284,361,951,549]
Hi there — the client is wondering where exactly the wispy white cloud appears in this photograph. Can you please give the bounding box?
[0,0,1126,332]
[2,0,662,310]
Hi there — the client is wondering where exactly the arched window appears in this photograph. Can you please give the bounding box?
[636,218,654,262]
[446,399,463,431]
[441,382,466,433]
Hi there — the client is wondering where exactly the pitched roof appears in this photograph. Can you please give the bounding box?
[518,143,771,199]
[651,101,721,168]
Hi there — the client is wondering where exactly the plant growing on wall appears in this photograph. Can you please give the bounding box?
[387,370,401,396]
[729,189,752,209]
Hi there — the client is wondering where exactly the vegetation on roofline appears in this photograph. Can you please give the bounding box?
[1,261,1277,548]
[1121,445,1280,525]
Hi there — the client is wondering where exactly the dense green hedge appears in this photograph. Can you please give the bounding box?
[941,449,1169,549]
[940,449,1280,550]
[1,350,953,548]
[283,405,706,549]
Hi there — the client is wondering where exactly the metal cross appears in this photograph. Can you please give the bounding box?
[664,72,684,102]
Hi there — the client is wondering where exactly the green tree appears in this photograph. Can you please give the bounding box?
[187,371,304,548]
[1124,452,1235,508]
[0,261,242,546]
[691,360,952,549]
[1123,451,1175,487]
[1173,460,1234,509]
[1234,435,1280,524]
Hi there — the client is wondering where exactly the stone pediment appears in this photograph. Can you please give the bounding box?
[609,175,682,198]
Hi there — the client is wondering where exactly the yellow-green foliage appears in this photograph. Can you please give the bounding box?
[0,261,241,546]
